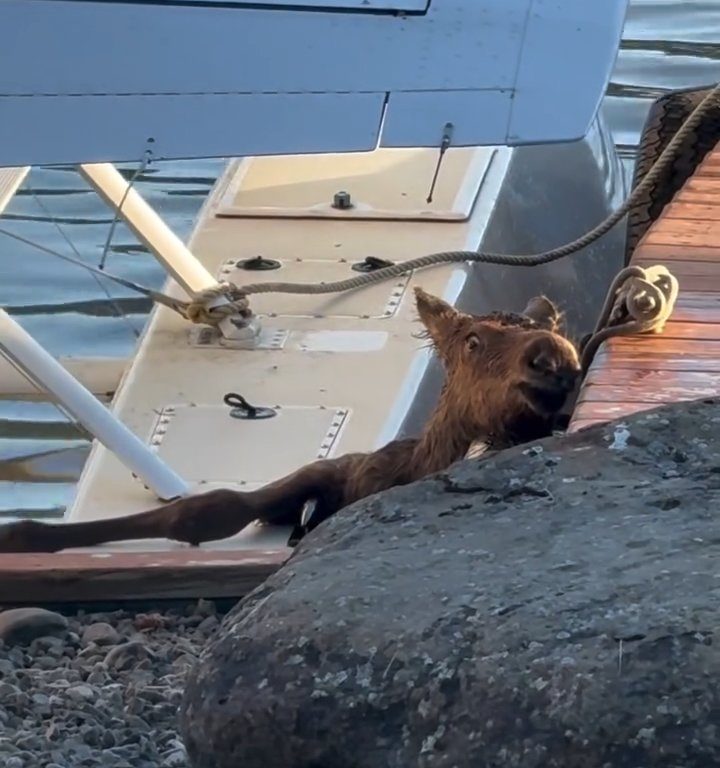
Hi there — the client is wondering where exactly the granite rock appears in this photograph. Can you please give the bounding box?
[181,398,720,768]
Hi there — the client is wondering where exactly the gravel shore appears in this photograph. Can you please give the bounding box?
[0,600,227,768]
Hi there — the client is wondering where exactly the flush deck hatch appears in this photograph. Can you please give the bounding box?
[215,148,495,221]
[148,404,349,486]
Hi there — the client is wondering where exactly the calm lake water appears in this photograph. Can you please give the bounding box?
[0,0,718,520]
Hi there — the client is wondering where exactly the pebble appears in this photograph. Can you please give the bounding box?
[0,681,22,705]
[104,641,154,671]
[0,600,225,768]
[67,684,97,702]
[163,749,188,767]
[82,623,120,647]
[196,616,218,633]
[0,658,15,675]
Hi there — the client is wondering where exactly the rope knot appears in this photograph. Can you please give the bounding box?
[580,264,679,374]
[182,281,251,326]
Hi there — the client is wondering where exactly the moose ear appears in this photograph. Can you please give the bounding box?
[521,295,562,332]
[414,287,463,346]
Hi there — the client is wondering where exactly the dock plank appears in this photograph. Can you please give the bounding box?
[676,191,720,205]
[0,548,291,603]
[664,204,720,221]
[644,229,720,249]
[649,321,720,339]
[601,337,720,355]
[588,356,720,372]
[578,382,720,404]
[636,244,720,264]
[648,219,720,237]
[584,368,720,388]
[669,292,720,323]
[569,139,720,432]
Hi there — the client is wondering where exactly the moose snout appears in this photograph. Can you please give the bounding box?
[557,368,580,392]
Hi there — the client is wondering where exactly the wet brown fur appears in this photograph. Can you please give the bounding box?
[0,288,580,553]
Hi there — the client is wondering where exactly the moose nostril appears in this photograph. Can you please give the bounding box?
[557,372,576,391]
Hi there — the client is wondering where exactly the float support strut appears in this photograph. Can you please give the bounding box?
[0,308,188,501]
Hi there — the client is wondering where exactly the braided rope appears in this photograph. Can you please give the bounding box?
[181,282,251,325]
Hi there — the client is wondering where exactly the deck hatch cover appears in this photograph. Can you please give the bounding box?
[147,404,349,485]
[215,148,494,222]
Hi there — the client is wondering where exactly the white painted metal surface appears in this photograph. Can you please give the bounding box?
[0,0,629,165]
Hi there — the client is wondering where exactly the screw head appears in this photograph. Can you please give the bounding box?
[332,190,353,210]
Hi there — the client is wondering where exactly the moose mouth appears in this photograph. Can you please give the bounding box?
[519,382,573,416]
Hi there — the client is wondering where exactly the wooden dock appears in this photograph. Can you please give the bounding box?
[570,142,720,432]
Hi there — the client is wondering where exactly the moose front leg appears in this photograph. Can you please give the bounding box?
[0,488,255,553]
[0,459,350,553]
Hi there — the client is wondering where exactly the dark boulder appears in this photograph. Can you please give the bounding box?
[181,398,720,768]
[0,607,68,645]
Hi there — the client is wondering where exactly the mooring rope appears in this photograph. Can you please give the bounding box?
[28,184,142,340]
[0,226,250,326]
